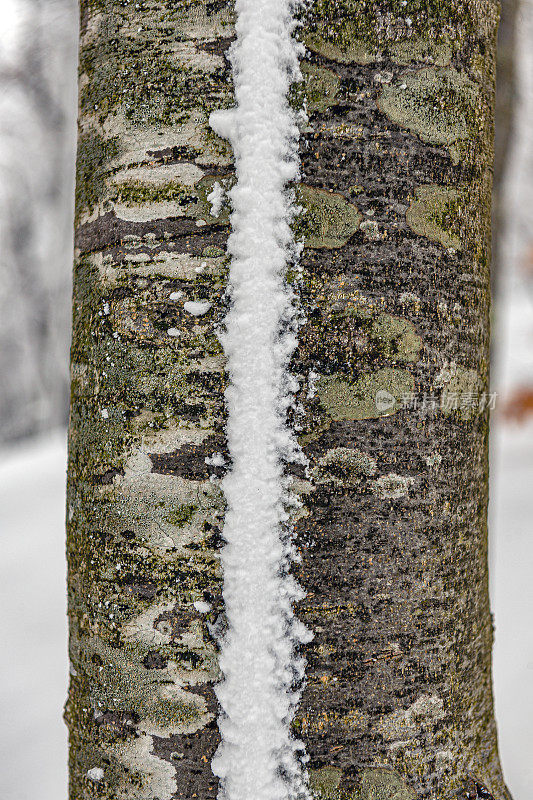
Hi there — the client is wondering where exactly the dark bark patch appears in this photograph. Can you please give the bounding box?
[149,435,226,480]
[456,778,497,799]
[152,716,220,800]
[92,467,125,485]
[76,210,205,254]
[142,651,168,670]
[197,37,235,56]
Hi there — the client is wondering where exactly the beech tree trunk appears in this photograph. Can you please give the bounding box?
[66,1,509,799]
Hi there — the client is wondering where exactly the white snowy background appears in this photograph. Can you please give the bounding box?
[0,0,532,798]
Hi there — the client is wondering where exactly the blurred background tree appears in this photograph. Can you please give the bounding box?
[0,0,77,442]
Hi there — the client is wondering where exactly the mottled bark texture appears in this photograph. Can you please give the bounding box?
[292,1,510,799]
[67,1,509,800]
[67,2,233,798]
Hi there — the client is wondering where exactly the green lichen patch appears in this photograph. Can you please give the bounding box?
[437,364,483,420]
[358,767,415,800]
[370,312,423,363]
[202,245,225,258]
[371,472,414,500]
[305,279,423,367]
[377,67,479,163]
[312,446,377,486]
[406,185,462,250]
[309,766,343,798]
[302,63,341,112]
[76,130,121,223]
[113,180,195,206]
[296,185,361,248]
[305,22,378,64]
[388,38,453,67]
[164,504,197,527]
[317,368,414,420]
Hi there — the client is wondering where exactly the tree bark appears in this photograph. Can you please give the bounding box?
[66,1,509,799]
[67,2,234,798]
[293,1,510,798]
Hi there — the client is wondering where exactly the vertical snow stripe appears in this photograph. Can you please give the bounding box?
[209,2,311,800]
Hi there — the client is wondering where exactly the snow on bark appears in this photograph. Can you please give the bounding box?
[207,181,225,217]
[209,1,311,800]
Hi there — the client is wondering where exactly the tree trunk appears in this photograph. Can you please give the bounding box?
[66,1,509,800]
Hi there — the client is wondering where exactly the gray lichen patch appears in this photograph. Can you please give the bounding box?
[359,219,383,241]
[97,248,227,285]
[377,695,445,743]
[113,162,204,192]
[301,63,341,112]
[312,447,377,486]
[102,106,233,172]
[113,443,225,556]
[111,179,195,222]
[108,735,176,800]
[78,633,215,738]
[371,472,414,500]
[317,369,414,420]
[122,602,177,647]
[406,185,462,250]
[425,452,443,470]
[296,185,361,248]
[106,169,234,225]
[377,67,480,162]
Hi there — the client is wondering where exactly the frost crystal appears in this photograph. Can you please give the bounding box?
[208,1,311,800]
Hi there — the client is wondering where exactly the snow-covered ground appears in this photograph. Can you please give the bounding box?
[0,430,68,800]
[491,416,533,799]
